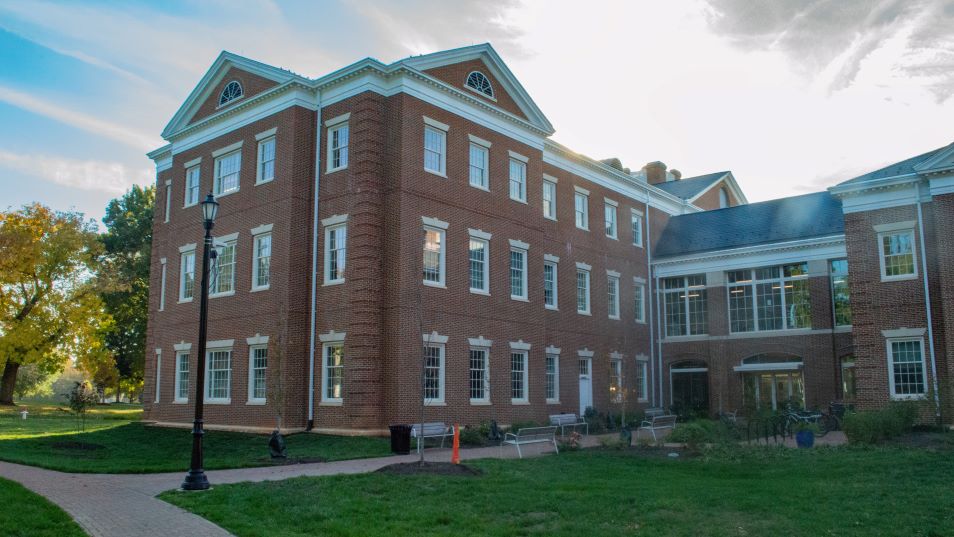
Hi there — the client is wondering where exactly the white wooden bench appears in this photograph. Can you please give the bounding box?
[548,413,588,436]
[636,414,677,442]
[410,422,454,453]
[503,426,559,458]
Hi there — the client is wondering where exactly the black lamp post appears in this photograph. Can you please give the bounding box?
[182,193,218,491]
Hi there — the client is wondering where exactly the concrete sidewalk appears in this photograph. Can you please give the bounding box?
[0,436,602,537]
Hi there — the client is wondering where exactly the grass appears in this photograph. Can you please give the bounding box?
[0,400,390,473]
[162,446,954,537]
[0,477,87,537]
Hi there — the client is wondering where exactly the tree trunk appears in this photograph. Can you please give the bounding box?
[0,361,21,405]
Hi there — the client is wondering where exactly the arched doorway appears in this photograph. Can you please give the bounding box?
[670,360,709,414]
[735,354,803,410]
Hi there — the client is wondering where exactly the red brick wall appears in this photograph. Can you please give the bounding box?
[424,59,529,121]
[692,179,739,211]
[190,67,281,125]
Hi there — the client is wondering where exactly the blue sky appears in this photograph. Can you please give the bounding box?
[2,0,954,224]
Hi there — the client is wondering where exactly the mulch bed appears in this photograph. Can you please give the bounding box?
[375,461,482,476]
[50,441,105,451]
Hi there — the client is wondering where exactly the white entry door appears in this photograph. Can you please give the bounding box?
[579,358,593,415]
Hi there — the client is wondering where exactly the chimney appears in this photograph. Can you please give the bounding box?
[643,161,668,185]
[670,169,682,180]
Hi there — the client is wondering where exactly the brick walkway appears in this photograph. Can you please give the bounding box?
[0,438,593,537]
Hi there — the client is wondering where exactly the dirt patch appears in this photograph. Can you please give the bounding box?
[375,461,482,476]
[896,431,954,451]
[50,441,105,451]
[256,457,327,465]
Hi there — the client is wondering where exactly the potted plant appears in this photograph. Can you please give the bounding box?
[794,422,818,448]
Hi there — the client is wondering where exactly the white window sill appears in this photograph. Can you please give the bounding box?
[423,280,446,289]
[173,399,188,404]
[469,183,490,192]
[577,310,591,316]
[254,179,274,187]
[183,202,198,209]
[511,400,530,406]
[323,279,345,287]
[609,315,620,321]
[205,399,231,405]
[546,399,561,405]
[633,243,644,249]
[209,291,235,299]
[576,226,589,232]
[638,398,649,403]
[470,400,491,406]
[326,166,348,174]
[544,215,557,222]
[881,274,918,282]
[246,400,266,406]
[424,401,447,406]
[636,319,647,325]
[470,289,490,296]
[510,295,529,302]
[834,325,853,332]
[320,400,343,406]
[510,197,528,205]
[663,334,710,342]
[213,188,239,200]
[891,394,927,401]
[251,286,270,293]
[178,298,194,304]
[424,168,447,178]
[606,235,618,241]
[545,305,559,311]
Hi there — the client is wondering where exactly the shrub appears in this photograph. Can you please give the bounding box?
[843,402,919,445]
[459,422,491,447]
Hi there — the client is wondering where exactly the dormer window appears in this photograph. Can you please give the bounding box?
[219,81,243,106]
[465,71,494,98]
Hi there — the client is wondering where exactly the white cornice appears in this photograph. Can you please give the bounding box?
[653,235,846,277]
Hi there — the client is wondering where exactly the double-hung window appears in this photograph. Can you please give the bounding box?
[509,240,529,301]
[179,247,196,301]
[423,340,445,404]
[544,256,558,310]
[469,346,490,404]
[423,118,448,176]
[631,210,644,247]
[164,180,171,223]
[604,200,618,239]
[248,345,267,403]
[663,275,708,336]
[422,217,448,287]
[213,148,241,196]
[468,139,489,190]
[610,358,623,402]
[542,177,557,220]
[634,281,646,323]
[887,337,927,399]
[323,215,348,285]
[726,264,810,332]
[468,230,490,294]
[175,352,189,402]
[607,272,620,319]
[510,349,528,403]
[256,134,276,184]
[576,263,591,315]
[545,352,559,403]
[878,227,916,280]
[211,236,237,296]
[831,259,851,327]
[185,165,200,207]
[574,188,589,230]
[326,115,349,172]
[205,348,232,403]
[252,232,271,291]
[322,342,344,403]
[509,153,527,202]
[636,359,649,401]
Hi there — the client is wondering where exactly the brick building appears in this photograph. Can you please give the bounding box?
[143,44,953,433]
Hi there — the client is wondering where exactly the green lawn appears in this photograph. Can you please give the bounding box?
[0,401,389,473]
[162,446,954,537]
[0,477,86,537]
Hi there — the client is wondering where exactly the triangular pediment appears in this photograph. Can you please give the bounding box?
[402,44,554,134]
[913,141,954,175]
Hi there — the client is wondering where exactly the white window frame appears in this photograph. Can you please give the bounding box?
[468,338,492,405]
[542,176,557,220]
[255,128,277,185]
[468,137,490,191]
[634,279,646,324]
[158,258,167,311]
[212,143,242,197]
[423,332,448,405]
[607,271,620,320]
[877,227,917,282]
[631,209,644,248]
[636,357,649,402]
[184,163,201,207]
[179,244,196,303]
[509,341,531,404]
[726,264,810,333]
[509,153,528,203]
[210,234,238,298]
[610,357,623,402]
[174,348,190,403]
[251,227,272,292]
[422,217,448,288]
[509,239,529,301]
[544,254,559,310]
[163,180,171,223]
[326,114,350,173]
[886,335,928,400]
[545,347,561,404]
[247,341,268,404]
[204,341,234,404]
[604,199,618,239]
[423,117,448,177]
[323,214,348,286]
[576,263,591,315]
[320,331,346,405]
[468,229,491,295]
[154,348,161,403]
[574,187,589,230]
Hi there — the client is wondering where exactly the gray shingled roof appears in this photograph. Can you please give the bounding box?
[654,191,844,258]
[653,171,728,200]
[837,146,945,185]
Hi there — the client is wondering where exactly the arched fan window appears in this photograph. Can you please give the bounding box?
[219,81,244,106]
[465,71,494,98]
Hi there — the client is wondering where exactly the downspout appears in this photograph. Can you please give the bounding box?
[645,198,656,407]
[306,98,323,430]
[655,272,664,408]
[915,186,941,419]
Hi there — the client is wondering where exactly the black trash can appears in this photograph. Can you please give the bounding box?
[389,424,412,455]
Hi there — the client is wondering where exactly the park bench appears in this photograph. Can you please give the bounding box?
[503,425,559,458]
[548,413,589,436]
[410,422,455,453]
[636,414,678,442]
[644,407,666,418]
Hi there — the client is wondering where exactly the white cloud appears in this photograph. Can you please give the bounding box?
[0,151,151,194]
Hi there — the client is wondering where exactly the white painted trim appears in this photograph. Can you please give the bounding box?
[882,327,926,338]
[174,342,192,352]
[164,179,172,186]
[546,346,561,355]
[576,261,592,271]
[573,185,590,195]
[468,134,491,148]
[179,243,197,253]
[578,348,594,358]
[158,259,167,312]
[604,197,619,207]
[653,235,846,277]
[319,330,346,343]
[636,354,650,362]
[216,231,239,244]
[508,150,529,163]
[630,207,644,217]
[468,228,492,240]
[211,140,243,158]
[322,213,349,227]
[606,269,621,278]
[633,276,647,284]
[873,220,916,233]
[885,336,929,400]
[423,331,449,344]
[250,223,273,236]
[423,115,450,131]
[422,216,449,230]
[733,362,803,372]
[509,340,531,351]
[324,112,351,127]
[207,339,234,349]
[544,254,560,263]
[246,334,269,346]
[877,228,918,282]
[509,238,530,250]
[468,336,493,347]
[183,157,202,169]
[543,173,558,183]
[255,127,278,141]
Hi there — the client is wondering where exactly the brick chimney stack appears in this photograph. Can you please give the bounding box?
[643,161,668,185]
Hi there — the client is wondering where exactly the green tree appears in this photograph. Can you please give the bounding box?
[99,185,154,402]
[0,204,112,405]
